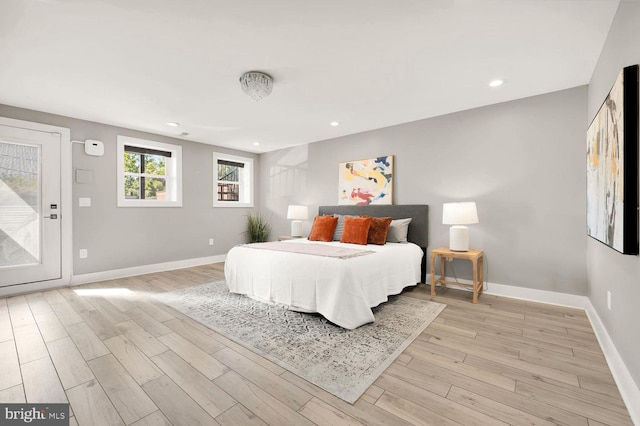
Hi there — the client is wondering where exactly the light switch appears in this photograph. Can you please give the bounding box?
[79,249,88,259]
[79,197,91,207]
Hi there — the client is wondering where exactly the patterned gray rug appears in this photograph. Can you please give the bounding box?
[153,280,445,403]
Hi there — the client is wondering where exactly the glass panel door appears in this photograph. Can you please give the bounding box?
[0,124,60,287]
[0,142,41,268]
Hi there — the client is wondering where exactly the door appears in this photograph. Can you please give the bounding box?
[0,124,61,287]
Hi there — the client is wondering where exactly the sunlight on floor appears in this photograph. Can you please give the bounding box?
[74,288,134,296]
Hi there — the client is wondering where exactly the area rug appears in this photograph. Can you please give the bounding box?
[153,281,445,403]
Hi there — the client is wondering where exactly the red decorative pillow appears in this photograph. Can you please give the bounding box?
[340,216,372,245]
[361,216,393,245]
[308,215,339,242]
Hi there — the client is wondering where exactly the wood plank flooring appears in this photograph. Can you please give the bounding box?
[0,264,633,425]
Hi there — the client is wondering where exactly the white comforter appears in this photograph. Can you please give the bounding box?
[224,239,423,329]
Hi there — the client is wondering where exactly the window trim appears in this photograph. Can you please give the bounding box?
[117,136,182,207]
[213,152,254,208]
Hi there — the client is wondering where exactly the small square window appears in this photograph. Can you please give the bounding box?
[117,136,182,207]
[213,153,253,208]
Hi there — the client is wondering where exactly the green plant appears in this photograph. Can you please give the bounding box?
[246,212,271,243]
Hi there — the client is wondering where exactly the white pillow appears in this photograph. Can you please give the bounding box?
[386,218,412,243]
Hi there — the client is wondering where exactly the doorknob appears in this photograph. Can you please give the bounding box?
[44,214,58,219]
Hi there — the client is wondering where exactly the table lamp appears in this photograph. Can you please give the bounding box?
[442,202,478,251]
[287,205,308,237]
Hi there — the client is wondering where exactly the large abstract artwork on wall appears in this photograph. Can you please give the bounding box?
[586,64,639,255]
[338,156,393,205]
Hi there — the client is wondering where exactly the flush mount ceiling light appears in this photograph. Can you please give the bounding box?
[489,79,504,87]
[165,122,180,127]
[239,71,274,101]
[330,121,340,127]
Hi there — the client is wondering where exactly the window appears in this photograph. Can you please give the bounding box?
[213,152,253,207]
[117,136,182,207]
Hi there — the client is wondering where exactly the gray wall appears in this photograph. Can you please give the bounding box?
[0,104,258,275]
[259,86,588,294]
[587,0,640,386]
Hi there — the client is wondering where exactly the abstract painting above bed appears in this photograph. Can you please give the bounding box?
[338,155,393,205]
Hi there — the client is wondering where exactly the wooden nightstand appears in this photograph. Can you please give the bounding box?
[431,247,484,303]
[277,236,304,241]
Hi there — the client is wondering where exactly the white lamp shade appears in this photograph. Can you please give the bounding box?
[287,205,308,220]
[442,202,479,225]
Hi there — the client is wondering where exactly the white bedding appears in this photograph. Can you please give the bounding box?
[224,238,423,329]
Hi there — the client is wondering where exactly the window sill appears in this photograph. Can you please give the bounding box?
[117,200,182,208]
[213,202,254,208]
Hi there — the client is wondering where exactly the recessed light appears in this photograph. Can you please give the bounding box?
[489,79,504,87]
[165,122,180,127]
[253,142,260,146]
[330,121,340,127]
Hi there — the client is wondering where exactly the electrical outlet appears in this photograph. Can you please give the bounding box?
[79,249,88,259]
[209,238,214,246]
[607,291,612,311]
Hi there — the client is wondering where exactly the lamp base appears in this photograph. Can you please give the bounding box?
[291,220,303,237]
[449,225,469,251]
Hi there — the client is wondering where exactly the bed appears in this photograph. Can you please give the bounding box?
[224,204,428,329]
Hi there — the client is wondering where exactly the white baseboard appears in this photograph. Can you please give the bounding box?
[426,274,589,309]
[584,302,640,424]
[428,274,639,424]
[71,254,226,286]
[483,281,590,309]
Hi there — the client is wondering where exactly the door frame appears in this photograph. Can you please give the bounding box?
[0,116,72,297]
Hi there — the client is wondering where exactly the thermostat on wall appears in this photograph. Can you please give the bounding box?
[84,139,104,156]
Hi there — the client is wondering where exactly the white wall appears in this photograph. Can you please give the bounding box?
[260,87,588,294]
[587,0,640,387]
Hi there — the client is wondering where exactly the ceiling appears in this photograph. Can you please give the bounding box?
[0,0,620,153]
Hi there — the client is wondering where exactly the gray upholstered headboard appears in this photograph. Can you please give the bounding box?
[318,204,429,282]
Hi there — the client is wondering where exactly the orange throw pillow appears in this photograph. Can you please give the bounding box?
[308,215,339,242]
[340,216,372,245]
[362,216,393,245]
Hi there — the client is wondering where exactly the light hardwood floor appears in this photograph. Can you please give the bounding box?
[0,264,633,426]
